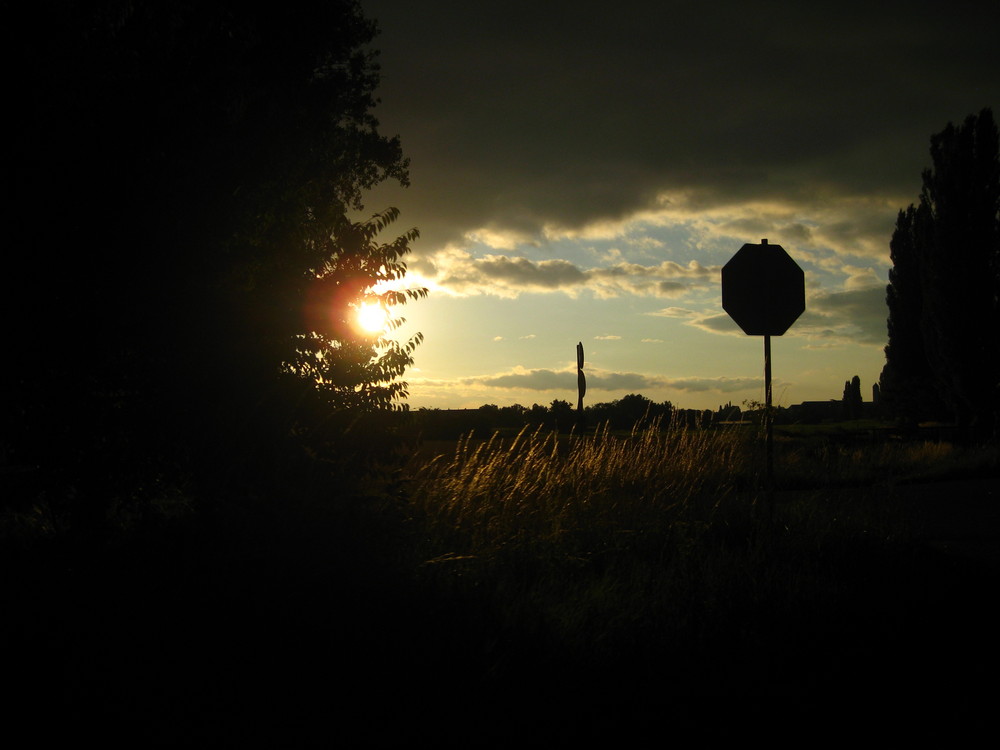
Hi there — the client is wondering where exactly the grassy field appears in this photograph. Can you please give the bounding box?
[5,418,999,739]
[388,420,1000,719]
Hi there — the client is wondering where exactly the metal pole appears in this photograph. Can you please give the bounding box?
[764,333,773,490]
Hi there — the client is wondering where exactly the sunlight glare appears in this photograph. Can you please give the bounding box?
[356,302,388,334]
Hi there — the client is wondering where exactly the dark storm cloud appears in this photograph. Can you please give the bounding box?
[803,285,888,345]
[675,284,889,344]
[363,0,1000,252]
[423,251,716,297]
[457,256,586,290]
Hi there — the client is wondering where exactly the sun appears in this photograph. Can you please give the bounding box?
[355,302,388,334]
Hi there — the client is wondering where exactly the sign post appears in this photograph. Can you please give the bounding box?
[721,239,805,491]
[764,333,773,483]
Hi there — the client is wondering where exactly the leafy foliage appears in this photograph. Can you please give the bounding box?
[5,1,419,523]
[288,208,427,411]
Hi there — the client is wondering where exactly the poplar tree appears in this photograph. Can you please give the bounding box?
[880,108,1000,435]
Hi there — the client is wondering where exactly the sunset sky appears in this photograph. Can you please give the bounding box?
[354,0,1000,411]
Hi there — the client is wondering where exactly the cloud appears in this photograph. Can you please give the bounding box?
[799,285,888,346]
[472,368,575,391]
[686,313,744,336]
[594,334,621,340]
[466,226,537,251]
[665,376,763,393]
[358,0,1000,283]
[448,254,587,293]
[647,306,701,319]
[358,1,994,410]
[455,367,662,392]
[633,191,900,263]
[648,304,750,336]
[841,265,884,290]
[645,283,888,347]
[413,366,763,395]
[362,0,997,257]
[415,249,721,299]
[398,190,898,315]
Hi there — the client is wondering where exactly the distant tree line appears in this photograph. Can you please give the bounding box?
[412,394,739,439]
[413,382,900,439]
[412,395,871,440]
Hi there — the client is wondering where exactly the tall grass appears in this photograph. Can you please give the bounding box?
[401,418,979,694]
[404,418,960,569]
[409,418,751,565]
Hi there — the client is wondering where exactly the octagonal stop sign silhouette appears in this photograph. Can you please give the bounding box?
[722,239,805,335]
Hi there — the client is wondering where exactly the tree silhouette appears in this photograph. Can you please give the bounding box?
[880,203,947,424]
[842,375,863,420]
[289,208,426,412]
[550,399,576,431]
[5,1,416,522]
[586,394,673,430]
[880,108,1000,435]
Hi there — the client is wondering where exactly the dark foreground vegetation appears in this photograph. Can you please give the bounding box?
[6,0,997,739]
[5,420,999,741]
